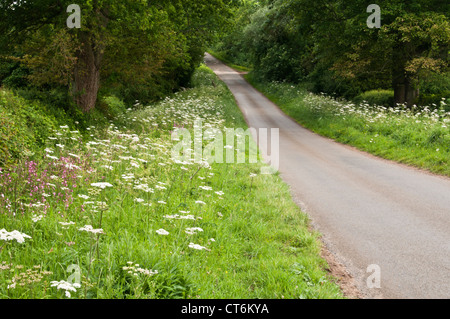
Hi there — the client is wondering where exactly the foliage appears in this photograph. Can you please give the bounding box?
[214,0,450,106]
[0,90,58,167]
[0,0,233,111]
[354,90,395,107]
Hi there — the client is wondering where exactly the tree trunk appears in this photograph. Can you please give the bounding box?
[73,33,103,113]
[393,72,419,107]
[392,42,420,107]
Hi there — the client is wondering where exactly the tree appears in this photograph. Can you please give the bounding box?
[216,0,449,105]
[324,0,450,105]
[0,0,232,112]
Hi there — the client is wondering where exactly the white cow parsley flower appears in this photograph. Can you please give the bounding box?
[156,229,169,235]
[0,229,31,243]
[50,280,81,298]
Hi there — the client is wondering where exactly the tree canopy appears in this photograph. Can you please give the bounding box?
[0,0,232,111]
[215,0,450,106]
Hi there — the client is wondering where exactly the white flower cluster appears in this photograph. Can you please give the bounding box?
[78,225,105,234]
[163,214,196,220]
[185,227,203,235]
[91,182,113,189]
[50,280,81,298]
[188,242,209,251]
[122,262,158,277]
[0,229,31,243]
[32,214,45,223]
[156,228,169,235]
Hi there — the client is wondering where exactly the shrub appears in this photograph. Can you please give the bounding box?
[100,95,127,118]
[417,93,450,110]
[354,90,395,107]
[0,89,59,166]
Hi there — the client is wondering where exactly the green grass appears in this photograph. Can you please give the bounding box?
[0,65,343,299]
[246,73,450,177]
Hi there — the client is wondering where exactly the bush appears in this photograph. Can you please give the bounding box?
[420,72,450,95]
[100,95,127,118]
[354,90,395,107]
[2,66,29,88]
[0,89,59,166]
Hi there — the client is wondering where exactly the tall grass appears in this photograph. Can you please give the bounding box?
[0,65,343,299]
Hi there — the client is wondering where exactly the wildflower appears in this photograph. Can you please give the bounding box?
[59,221,75,226]
[91,182,113,189]
[180,215,196,220]
[185,227,204,235]
[32,214,44,223]
[135,268,158,276]
[188,243,210,251]
[195,200,206,205]
[79,225,105,235]
[163,214,179,219]
[0,229,31,243]
[50,280,81,298]
[130,161,140,168]
[96,201,109,211]
[78,194,90,200]
[199,161,210,168]
[122,173,135,180]
[133,184,154,193]
[156,229,169,235]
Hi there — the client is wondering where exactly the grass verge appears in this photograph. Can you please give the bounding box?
[0,65,344,299]
[246,73,450,177]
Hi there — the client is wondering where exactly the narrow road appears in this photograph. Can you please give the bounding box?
[205,53,450,299]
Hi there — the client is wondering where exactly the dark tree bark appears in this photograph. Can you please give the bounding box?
[392,44,419,107]
[72,8,109,113]
[73,32,103,112]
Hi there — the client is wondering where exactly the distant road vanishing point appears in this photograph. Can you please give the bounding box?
[205,52,450,299]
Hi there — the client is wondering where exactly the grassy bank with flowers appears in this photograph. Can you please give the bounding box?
[0,65,344,299]
[246,74,450,177]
